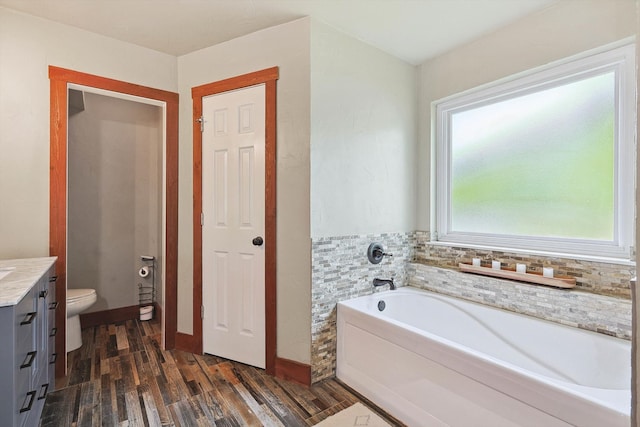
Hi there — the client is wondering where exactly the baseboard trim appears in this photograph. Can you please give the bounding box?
[275,357,311,386]
[80,304,141,328]
[175,332,199,353]
[172,336,311,386]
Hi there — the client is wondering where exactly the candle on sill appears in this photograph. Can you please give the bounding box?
[516,263,526,274]
[543,267,554,278]
[472,258,481,267]
[492,261,501,270]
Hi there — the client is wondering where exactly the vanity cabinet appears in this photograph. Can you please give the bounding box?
[0,258,57,427]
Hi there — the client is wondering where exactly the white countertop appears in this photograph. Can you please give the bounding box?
[0,257,57,307]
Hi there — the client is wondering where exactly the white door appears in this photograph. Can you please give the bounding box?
[202,84,266,368]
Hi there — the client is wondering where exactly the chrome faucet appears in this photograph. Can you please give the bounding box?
[373,278,396,290]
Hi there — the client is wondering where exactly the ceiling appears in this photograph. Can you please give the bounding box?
[0,0,557,65]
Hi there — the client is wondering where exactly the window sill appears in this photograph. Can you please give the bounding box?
[426,240,635,266]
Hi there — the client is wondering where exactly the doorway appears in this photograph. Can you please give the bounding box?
[49,66,179,378]
[192,67,278,375]
[67,89,163,319]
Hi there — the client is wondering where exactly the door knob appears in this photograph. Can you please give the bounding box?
[252,236,264,246]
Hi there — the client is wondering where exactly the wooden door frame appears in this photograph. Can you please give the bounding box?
[49,66,179,378]
[191,67,278,375]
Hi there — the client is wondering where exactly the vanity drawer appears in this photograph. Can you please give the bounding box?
[15,330,35,371]
[15,289,36,371]
[15,379,35,426]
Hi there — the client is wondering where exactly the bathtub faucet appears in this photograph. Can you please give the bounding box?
[373,278,395,290]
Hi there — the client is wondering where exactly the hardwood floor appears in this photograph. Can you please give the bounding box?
[40,319,404,426]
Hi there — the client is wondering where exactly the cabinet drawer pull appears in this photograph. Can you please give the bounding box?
[20,311,36,325]
[38,383,49,400]
[49,276,58,283]
[20,351,37,369]
[49,353,57,364]
[19,391,36,413]
[48,301,59,310]
[39,289,48,299]
[49,327,57,337]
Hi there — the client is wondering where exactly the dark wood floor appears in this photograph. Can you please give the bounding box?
[40,319,404,426]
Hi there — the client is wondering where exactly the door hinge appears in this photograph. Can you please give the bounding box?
[201,305,204,319]
[196,116,204,132]
[200,212,204,227]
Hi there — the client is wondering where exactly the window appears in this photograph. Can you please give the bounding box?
[433,43,635,259]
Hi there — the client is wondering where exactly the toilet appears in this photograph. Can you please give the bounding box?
[66,288,97,352]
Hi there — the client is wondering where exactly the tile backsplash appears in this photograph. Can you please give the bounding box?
[310,230,634,384]
[408,263,631,339]
[414,231,634,299]
[310,232,414,383]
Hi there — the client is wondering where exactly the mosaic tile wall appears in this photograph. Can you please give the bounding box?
[414,231,635,299]
[408,263,632,339]
[311,230,634,383]
[310,232,415,383]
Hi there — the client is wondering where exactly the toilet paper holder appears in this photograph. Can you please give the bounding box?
[138,266,151,278]
[138,256,155,315]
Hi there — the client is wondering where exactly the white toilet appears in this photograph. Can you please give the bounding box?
[66,288,97,352]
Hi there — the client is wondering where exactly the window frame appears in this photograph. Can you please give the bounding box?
[432,42,636,260]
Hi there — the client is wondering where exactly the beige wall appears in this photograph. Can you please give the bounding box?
[310,20,418,238]
[67,92,163,312]
[0,7,177,259]
[176,18,312,363]
[417,0,636,230]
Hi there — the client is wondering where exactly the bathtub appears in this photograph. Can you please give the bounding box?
[336,287,631,427]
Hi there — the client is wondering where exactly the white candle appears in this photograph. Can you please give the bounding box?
[516,263,526,274]
[543,267,554,278]
[492,261,501,270]
[472,258,481,267]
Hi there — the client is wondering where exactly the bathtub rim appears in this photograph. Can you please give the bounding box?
[337,287,631,426]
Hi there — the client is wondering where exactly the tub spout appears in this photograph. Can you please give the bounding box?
[373,278,395,290]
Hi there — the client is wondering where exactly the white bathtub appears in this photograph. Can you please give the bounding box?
[336,287,631,427]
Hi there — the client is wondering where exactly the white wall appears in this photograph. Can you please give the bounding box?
[417,0,637,231]
[310,20,418,238]
[177,18,312,363]
[0,7,177,259]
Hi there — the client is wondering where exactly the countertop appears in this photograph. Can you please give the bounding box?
[0,257,57,307]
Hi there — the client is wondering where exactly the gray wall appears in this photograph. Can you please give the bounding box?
[67,92,163,312]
